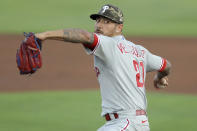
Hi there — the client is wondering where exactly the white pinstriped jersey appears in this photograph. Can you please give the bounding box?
[84,34,166,116]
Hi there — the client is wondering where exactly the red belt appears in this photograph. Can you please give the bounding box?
[105,113,119,121]
[136,110,146,116]
[105,110,146,121]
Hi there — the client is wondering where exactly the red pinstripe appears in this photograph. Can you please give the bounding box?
[121,119,130,131]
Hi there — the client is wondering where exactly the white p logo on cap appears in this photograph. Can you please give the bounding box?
[102,6,109,13]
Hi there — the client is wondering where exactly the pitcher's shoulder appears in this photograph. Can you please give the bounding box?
[124,39,146,49]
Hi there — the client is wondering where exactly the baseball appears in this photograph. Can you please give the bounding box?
[156,83,166,89]
[157,78,168,88]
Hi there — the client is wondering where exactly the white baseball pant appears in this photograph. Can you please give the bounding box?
[97,111,150,131]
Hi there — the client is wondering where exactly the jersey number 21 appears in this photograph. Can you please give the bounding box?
[133,60,144,88]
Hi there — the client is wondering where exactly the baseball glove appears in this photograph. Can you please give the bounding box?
[16,32,42,75]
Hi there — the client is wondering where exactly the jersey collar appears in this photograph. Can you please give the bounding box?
[112,35,125,40]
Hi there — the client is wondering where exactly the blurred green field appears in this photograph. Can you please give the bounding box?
[0,0,197,36]
[0,90,197,131]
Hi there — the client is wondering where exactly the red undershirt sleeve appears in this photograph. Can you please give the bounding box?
[159,58,167,72]
[83,34,99,51]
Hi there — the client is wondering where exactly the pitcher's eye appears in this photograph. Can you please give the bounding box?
[96,18,103,23]
[96,19,100,23]
[104,20,110,24]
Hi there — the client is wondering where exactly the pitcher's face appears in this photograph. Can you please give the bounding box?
[94,17,122,37]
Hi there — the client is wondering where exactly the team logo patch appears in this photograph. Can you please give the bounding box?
[102,6,109,13]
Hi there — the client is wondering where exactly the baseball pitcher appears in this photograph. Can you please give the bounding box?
[27,4,171,131]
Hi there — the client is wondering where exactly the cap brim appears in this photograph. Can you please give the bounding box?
[90,14,122,24]
[90,14,103,20]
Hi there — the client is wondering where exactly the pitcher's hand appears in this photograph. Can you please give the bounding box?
[154,76,168,89]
